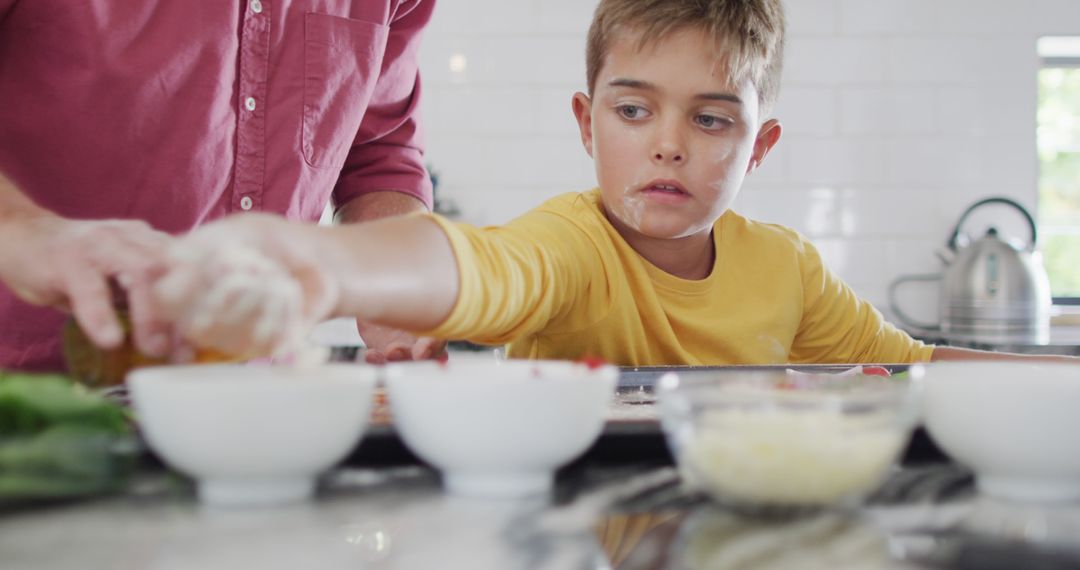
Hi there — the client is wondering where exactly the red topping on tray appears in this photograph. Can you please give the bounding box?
[861,366,891,377]
[577,356,608,370]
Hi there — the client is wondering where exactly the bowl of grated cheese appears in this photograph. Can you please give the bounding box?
[657,368,921,516]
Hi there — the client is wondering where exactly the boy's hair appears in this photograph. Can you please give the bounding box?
[585,0,786,115]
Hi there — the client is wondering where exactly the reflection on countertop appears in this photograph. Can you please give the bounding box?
[0,468,606,570]
[603,509,900,570]
[8,462,1080,570]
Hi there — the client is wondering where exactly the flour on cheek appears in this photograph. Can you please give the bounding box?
[620,177,648,230]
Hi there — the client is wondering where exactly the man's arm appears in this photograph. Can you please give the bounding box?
[0,170,49,220]
[335,190,427,224]
[0,171,173,354]
[331,0,436,214]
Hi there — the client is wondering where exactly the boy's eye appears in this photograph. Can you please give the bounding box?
[695,114,731,130]
[617,105,649,120]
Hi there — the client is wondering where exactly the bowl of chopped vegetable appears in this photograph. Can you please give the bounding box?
[657,367,920,515]
[384,357,617,499]
[128,363,376,507]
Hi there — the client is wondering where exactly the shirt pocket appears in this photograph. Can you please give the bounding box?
[302,12,389,169]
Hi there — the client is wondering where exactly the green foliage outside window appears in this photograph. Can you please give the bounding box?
[1037,67,1080,297]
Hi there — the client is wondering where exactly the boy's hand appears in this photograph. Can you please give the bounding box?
[356,320,447,364]
[0,215,173,356]
[153,215,339,358]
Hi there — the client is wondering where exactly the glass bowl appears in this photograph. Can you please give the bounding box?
[657,368,921,516]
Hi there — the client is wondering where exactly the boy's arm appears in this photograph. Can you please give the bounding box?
[791,236,933,364]
[154,202,606,358]
[334,190,449,363]
[930,345,1078,363]
[322,214,459,330]
[154,213,458,357]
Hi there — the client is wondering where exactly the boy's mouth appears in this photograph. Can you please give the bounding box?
[640,179,690,197]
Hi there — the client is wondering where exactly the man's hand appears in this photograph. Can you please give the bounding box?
[356,320,447,364]
[0,215,173,355]
[153,214,339,359]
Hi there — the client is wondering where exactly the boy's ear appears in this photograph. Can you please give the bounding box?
[572,92,594,158]
[747,118,782,175]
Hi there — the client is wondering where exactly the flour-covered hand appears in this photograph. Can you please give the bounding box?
[153,215,338,358]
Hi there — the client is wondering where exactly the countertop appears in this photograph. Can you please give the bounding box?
[904,324,1080,356]
[6,364,1080,569]
[6,463,1080,570]
[0,468,606,570]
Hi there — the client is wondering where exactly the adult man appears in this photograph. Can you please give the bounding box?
[0,1,437,370]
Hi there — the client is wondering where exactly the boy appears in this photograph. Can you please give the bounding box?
[151,0,1056,365]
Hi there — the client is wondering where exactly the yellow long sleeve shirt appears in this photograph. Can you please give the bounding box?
[421,190,933,366]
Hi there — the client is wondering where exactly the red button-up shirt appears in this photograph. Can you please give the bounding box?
[0,0,434,371]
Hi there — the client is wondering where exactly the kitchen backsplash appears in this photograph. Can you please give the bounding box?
[417,0,1080,322]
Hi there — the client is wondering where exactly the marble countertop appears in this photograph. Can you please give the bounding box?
[1,467,607,570]
[7,463,1080,570]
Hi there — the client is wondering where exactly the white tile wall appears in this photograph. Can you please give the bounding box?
[417,0,1080,321]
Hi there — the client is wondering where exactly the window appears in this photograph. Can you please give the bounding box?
[1037,37,1080,302]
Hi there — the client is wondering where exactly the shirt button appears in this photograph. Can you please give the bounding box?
[251,0,263,14]
[244,97,257,111]
[240,196,254,211]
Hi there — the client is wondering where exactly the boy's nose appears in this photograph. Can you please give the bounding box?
[651,121,686,164]
[653,142,685,164]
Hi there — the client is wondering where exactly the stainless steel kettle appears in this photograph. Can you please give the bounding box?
[890,197,1052,344]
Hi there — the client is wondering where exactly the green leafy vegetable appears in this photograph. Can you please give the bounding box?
[0,372,134,501]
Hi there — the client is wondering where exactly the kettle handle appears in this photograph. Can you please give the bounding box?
[888,273,942,331]
[946,196,1038,252]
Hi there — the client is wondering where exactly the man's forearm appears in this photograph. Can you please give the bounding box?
[335,190,428,225]
[0,171,50,222]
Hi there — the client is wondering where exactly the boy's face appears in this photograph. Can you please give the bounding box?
[573,28,781,242]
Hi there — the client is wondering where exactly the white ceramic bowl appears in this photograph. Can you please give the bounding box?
[128,364,377,507]
[658,369,919,514]
[384,357,617,499]
[921,361,1080,502]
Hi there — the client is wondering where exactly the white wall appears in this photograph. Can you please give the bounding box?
[417,0,1080,322]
